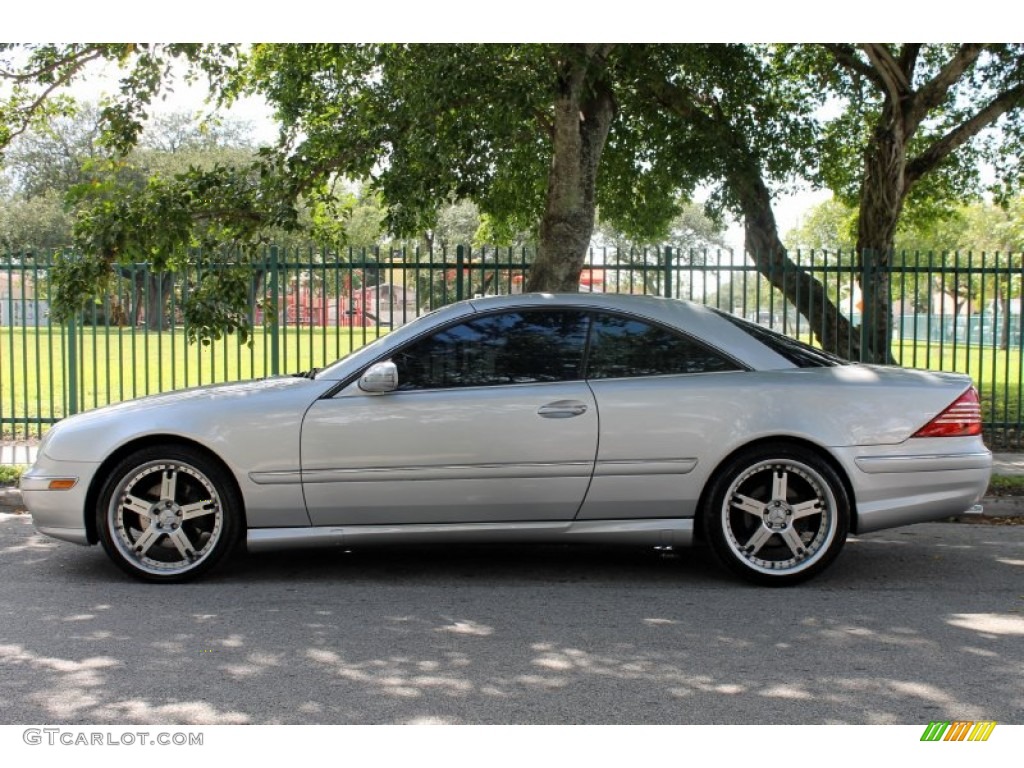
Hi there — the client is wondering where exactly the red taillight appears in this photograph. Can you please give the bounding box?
[913,387,983,438]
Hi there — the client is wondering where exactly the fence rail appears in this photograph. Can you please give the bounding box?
[3,246,1023,449]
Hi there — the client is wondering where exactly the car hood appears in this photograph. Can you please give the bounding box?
[69,376,321,420]
[41,376,334,463]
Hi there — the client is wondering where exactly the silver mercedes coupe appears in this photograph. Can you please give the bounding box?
[21,293,992,585]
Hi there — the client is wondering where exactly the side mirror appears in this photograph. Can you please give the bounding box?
[358,361,399,393]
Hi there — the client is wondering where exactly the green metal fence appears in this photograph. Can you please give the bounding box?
[2,246,1023,448]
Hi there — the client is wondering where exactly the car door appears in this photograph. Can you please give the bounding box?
[575,311,746,521]
[300,308,598,526]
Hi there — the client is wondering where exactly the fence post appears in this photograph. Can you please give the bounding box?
[456,245,466,301]
[269,245,280,376]
[663,246,674,298]
[859,250,875,363]
[66,313,78,416]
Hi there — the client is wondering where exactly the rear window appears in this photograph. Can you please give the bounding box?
[713,311,848,368]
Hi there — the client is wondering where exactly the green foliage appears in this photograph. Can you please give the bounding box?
[808,44,1024,229]
[0,44,243,155]
[4,42,1024,351]
[60,160,298,340]
[0,464,24,486]
[179,262,260,345]
[785,199,858,252]
[595,200,728,257]
[248,44,554,238]
[432,200,483,252]
[0,188,72,251]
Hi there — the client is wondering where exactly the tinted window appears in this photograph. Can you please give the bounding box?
[712,310,847,368]
[393,310,590,390]
[586,313,741,379]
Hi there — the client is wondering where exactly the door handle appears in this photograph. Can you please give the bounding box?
[537,400,589,418]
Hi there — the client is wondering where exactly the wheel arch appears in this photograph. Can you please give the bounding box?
[693,435,858,540]
[84,435,247,545]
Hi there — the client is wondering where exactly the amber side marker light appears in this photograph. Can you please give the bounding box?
[47,479,78,491]
[913,387,983,438]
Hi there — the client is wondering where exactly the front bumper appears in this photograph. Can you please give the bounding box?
[20,454,101,546]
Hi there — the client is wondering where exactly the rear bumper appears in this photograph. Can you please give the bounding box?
[834,441,992,534]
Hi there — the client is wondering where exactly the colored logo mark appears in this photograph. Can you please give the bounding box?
[920,721,997,742]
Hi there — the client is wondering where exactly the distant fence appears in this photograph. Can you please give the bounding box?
[2,246,1023,449]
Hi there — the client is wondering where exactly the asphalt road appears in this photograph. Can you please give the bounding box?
[0,511,1021,726]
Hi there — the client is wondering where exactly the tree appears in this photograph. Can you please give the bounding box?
[4,44,810,343]
[813,44,1024,362]
[785,199,858,253]
[0,188,72,252]
[594,199,729,296]
[246,44,625,291]
[0,96,269,332]
[6,42,1021,360]
[628,44,865,355]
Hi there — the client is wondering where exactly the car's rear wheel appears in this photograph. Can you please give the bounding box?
[703,445,849,586]
[97,446,241,582]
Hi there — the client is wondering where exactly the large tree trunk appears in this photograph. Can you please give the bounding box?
[526,45,616,293]
[144,271,175,331]
[643,74,858,359]
[737,172,858,356]
[854,112,905,364]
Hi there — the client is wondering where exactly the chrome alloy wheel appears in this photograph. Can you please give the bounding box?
[705,446,850,585]
[721,458,837,575]
[105,458,226,579]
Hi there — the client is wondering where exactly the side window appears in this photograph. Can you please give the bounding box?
[586,312,741,379]
[392,310,590,390]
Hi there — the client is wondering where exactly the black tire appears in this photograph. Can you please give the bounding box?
[96,446,241,582]
[703,445,850,586]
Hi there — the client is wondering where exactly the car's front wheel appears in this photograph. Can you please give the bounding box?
[97,446,241,582]
[703,445,850,586]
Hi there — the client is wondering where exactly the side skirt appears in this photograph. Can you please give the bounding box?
[246,518,694,553]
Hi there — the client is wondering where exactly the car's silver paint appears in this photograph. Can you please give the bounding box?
[358,361,399,393]
[246,517,694,552]
[25,376,336,532]
[20,455,97,543]
[22,292,992,563]
[853,451,992,473]
[830,440,990,533]
[300,379,598,525]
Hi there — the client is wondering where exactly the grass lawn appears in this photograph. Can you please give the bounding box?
[1,325,387,434]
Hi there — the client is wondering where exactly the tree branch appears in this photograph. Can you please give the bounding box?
[0,46,107,81]
[915,44,985,115]
[1,48,107,147]
[822,44,884,89]
[906,79,1024,186]
[897,44,922,81]
[862,44,911,103]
